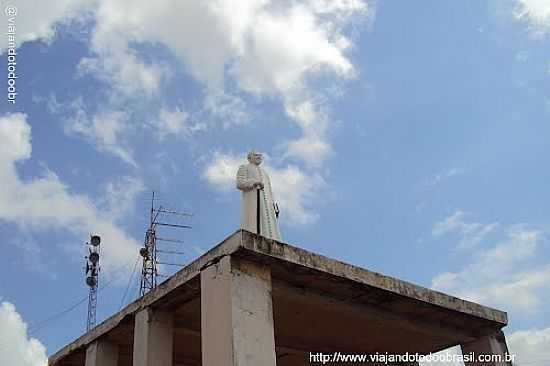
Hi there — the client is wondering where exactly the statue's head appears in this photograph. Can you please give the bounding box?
[247,150,263,165]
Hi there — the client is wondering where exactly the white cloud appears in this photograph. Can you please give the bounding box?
[427,168,463,186]
[431,224,550,312]
[49,96,205,165]
[514,0,550,37]
[202,152,243,191]
[38,96,141,166]
[515,50,529,63]
[0,302,47,366]
[66,103,137,167]
[203,91,251,128]
[267,164,324,225]
[432,211,499,250]
[74,0,366,166]
[202,151,324,225]
[149,106,206,141]
[283,134,332,168]
[77,46,170,98]
[100,176,145,221]
[78,0,366,99]
[8,231,52,275]
[229,3,355,96]
[285,100,319,130]
[0,113,140,275]
[282,100,332,167]
[307,0,368,16]
[508,327,550,366]
[0,0,93,52]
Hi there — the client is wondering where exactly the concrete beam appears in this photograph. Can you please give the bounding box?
[85,339,118,366]
[239,230,507,325]
[201,255,277,366]
[133,308,174,366]
[461,330,512,366]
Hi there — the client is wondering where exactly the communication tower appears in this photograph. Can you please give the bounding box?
[139,192,191,296]
[84,235,101,332]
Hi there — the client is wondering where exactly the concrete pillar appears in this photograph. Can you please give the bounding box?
[201,255,277,366]
[133,308,174,366]
[461,330,512,366]
[85,339,118,366]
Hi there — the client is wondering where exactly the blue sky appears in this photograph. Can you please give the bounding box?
[1,0,550,365]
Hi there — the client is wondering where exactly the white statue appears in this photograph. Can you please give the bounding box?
[236,150,281,240]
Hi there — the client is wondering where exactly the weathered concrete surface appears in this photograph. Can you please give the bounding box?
[201,256,277,366]
[236,230,507,325]
[85,339,118,366]
[49,230,509,366]
[462,330,512,366]
[133,308,173,366]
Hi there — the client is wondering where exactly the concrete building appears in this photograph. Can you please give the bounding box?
[49,230,512,366]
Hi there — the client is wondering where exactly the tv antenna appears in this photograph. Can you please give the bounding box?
[139,192,192,296]
[84,234,101,332]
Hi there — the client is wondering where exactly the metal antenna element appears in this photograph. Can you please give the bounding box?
[139,191,192,296]
[85,234,101,332]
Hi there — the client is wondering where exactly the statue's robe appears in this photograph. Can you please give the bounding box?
[236,163,281,241]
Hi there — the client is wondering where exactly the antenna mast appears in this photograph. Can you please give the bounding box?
[139,192,158,296]
[139,192,191,296]
[85,234,101,332]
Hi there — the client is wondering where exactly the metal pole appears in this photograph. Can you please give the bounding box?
[256,188,261,235]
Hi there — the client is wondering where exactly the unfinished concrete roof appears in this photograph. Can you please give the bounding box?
[49,230,508,365]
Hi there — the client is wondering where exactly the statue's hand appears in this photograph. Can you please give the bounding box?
[254,181,264,190]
